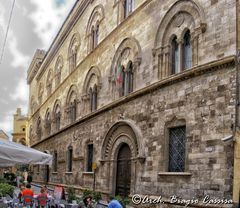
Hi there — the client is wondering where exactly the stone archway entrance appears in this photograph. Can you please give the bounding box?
[116,143,131,197]
[101,120,146,196]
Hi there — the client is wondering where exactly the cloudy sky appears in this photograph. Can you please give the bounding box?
[0,0,76,136]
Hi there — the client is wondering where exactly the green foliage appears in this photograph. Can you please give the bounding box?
[82,189,92,199]
[114,195,130,208]
[0,177,8,184]
[82,189,102,202]
[3,172,16,186]
[93,191,102,202]
[0,183,14,197]
[67,186,77,203]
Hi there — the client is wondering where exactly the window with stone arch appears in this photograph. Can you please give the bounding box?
[110,37,141,99]
[82,67,101,113]
[46,69,53,96]
[66,85,78,123]
[123,0,134,19]
[115,0,134,24]
[68,33,80,73]
[153,0,206,79]
[30,96,37,115]
[53,100,61,132]
[38,82,44,105]
[45,109,51,136]
[55,55,63,88]
[171,35,180,74]
[86,5,104,53]
[36,117,42,140]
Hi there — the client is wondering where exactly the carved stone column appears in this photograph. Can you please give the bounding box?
[192,34,199,66]
[133,57,141,90]
[177,38,184,72]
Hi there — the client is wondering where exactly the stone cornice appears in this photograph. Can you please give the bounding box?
[31,55,236,148]
[27,49,46,84]
[34,0,153,81]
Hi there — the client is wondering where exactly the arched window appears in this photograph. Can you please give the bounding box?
[46,70,53,96]
[111,38,141,99]
[45,110,51,136]
[55,56,63,87]
[83,67,101,114]
[95,24,99,47]
[68,34,80,73]
[171,36,179,74]
[67,146,73,172]
[66,85,78,123]
[90,85,97,112]
[118,61,134,97]
[86,5,104,53]
[70,100,77,122]
[124,0,134,19]
[91,26,95,51]
[183,30,192,70]
[54,103,61,131]
[90,24,99,51]
[36,117,42,140]
[30,97,37,115]
[38,83,44,105]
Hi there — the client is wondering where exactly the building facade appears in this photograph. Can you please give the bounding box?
[27,0,240,207]
[12,108,28,146]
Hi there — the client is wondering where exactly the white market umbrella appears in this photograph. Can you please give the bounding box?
[0,138,52,167]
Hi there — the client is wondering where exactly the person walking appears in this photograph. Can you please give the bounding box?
[22,183,34,207]
[18,185,25,204]
[108,197,123,208]
[37,187,48,208]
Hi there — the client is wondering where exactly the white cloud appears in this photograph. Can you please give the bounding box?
[29,0,75,48]
[8,32,30,68]
[0,0,75,135]
[1,110,15,133]
[10,78,29,103]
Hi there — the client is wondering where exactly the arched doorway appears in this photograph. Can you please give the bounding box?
[116,143,131,197]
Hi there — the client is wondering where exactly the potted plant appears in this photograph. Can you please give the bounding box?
[67,186,77,203]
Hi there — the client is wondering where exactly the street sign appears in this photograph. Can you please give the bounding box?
[92,162,97,170]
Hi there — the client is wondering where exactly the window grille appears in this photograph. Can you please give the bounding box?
[168,126,186,172]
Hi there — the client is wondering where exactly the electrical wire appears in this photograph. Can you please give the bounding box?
[0,0,16,65]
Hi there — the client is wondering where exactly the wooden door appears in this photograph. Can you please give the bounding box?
[116,143,131,197]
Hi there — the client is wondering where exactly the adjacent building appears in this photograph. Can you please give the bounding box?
[12,108,28,146]
[27,0,240,207]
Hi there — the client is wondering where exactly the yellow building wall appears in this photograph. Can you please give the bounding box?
[12,108,28,146]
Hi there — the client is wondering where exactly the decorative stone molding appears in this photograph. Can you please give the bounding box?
[101,119,146,162]
[153,0,207,80]
[27,49,46,84]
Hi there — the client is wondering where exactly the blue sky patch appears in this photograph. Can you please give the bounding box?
[56,0,66,7]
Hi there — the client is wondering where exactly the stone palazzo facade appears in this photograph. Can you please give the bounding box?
[27,0,240,207]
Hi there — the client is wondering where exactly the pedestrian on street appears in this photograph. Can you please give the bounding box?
[37,187,48,208]
[108,196,123,208]
[22,183,34,207]
[18,184,25,203]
